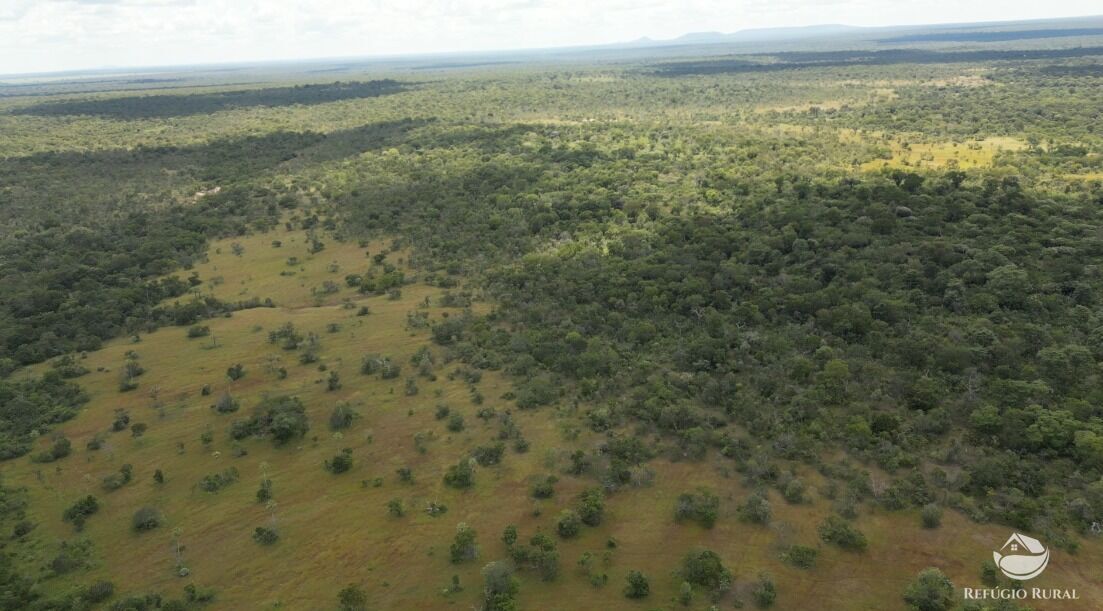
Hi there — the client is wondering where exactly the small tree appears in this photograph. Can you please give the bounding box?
[449,523,478,563]
[226,363,245,381]
[502,524,518,546]
[443,460,475,489]
[753,573,777,608]
[214,393,239,414]
[556,510,581,539]
[624,570,650,599]
[326,449,354,474]
[576,488,604,526]
[482,561,518,611]
[903,568,955,611]
[386,498,404,517]
[253,526,279,545]
[132,506,162,532]
[920,503,943,529]
[337,584,368,611]
[739,491,772,525]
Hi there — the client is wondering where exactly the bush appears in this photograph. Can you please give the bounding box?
[226,363,245,380]
[681,548,732,592]
[624,570,650,599]
[446,413,465,432]
[781,544,818,569]
[62,495,99,530]
[473,443,505,466]
[257,478,272,502]
[450,523,478,563]
[132,506,162,532]
[752,573,777,608]
[502,525,518,546]
[32,435,72,463]
[674,488,719,528]
[739,491,772,525]
[443,460,475,489]
[556,510,581,539]
[576,488,604,526]
[920,503,943,529]
[903,568,955,611]
[330,404,356,430]
[214,393,239,414]
[198,468,239,493]
[386,498,404,517]
[482,561,519,610]
[232,395,309,445]
[326,449,354,474]
[84,580,115,603]
[818,515,868,551]
[337,584,368,611]
[253,526,279,545]
[531,475,557,499]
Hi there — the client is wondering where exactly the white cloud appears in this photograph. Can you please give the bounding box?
[1,0,1100,74]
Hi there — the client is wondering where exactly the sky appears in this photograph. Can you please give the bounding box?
[2,0,1101,75]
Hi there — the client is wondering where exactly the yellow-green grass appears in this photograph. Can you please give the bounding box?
[6,228,1103,610]
[858,135,1027,171]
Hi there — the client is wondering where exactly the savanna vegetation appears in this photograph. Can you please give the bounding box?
[1,18,1102,610]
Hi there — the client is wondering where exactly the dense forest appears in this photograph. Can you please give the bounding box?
[1,22,1102,611]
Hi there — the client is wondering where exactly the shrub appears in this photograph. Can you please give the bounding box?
[214,393,239,414]
[903,568,955,611]
[232,395,309,445]
[257,478,272,502]
[186,325,210,339]
[482,561,519,611]
[752,573,777,608]
[781,544,818,569]
[329,404,356,430]
[450,523,478,563]
[556,510,581,539]
[32,435,72,463]
[226,363,245,381]
[920,503,943,529]
[473,443,505,466]
[446,413,465,432]
[624,570,650,599]
[253,527,279,545]
[132,506,162,532]
[818,515,868,551]
[682,548,732,593]
[62,495,99,530]
[443,460,475,489]
[337,584,368,611]
[326,449,354,474]
[198,468,239,493]
[576,488,604,526]
[674,488,719,528]
[386,498,404,517]
[84,580,115,603]
[739,491,772,525]
[502,525,518,546]
[531,475,557,499]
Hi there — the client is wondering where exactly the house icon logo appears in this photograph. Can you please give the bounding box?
[993,533,1049,580]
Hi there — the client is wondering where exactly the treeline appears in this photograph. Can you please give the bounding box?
[9,80,409,119]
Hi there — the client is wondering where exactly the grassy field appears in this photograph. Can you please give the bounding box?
[7,223,1103,610]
